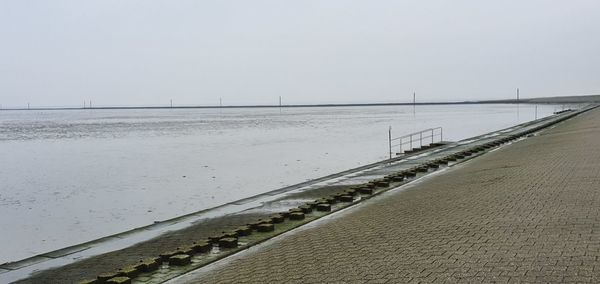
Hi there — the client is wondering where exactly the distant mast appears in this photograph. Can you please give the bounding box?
[412,92,416,116]
[516,88,520,102]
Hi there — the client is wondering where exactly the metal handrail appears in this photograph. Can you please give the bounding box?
[388,127,443,159]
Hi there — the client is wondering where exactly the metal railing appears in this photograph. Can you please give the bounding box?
[388,127,443,159]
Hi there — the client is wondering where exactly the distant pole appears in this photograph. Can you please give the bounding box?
[388,126,392,160]
[279,96,282,108]
[535,104,538,119]
[170,99,173,108]
[516,88,520,102]
[219,97,222,108]
[412,92,416,117]
[28,102,30,110]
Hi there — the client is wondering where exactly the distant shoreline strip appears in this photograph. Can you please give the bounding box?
[0,100,574,111]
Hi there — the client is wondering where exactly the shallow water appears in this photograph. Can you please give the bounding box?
[0,104,563,263]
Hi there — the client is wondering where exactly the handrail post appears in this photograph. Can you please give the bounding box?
[419,132,422,147]
[400,138,402,153]
[431,129,434,144]
[401,137,404,153]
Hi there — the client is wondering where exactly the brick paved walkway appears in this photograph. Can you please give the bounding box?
[180,108,600,283]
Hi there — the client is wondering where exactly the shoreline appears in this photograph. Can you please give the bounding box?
[0,98,592,111]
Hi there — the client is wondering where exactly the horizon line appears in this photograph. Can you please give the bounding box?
[0,99,543,111]
[3,93,597,111]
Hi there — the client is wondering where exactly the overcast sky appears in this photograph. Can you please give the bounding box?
[1,1,599,107]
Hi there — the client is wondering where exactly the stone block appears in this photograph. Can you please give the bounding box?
[339,195,353,202]
[139,257,161,272]
[316,203,331,212]
[298,205,313,213]
[359,187,374,194]
[218,237,238,248]
[289,212,305,220]
[270,214,285,223]
[256,223,275,232]
[191,241,213,253]
[168,254,191,266]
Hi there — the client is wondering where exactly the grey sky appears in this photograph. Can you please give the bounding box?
[1,1,599,107]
